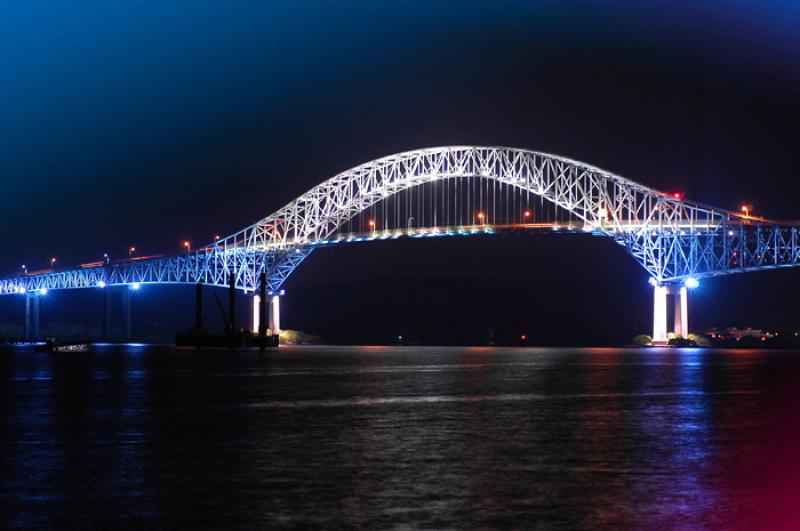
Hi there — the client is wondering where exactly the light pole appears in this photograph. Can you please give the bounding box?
[103,253,109,265]
[129,246,136,258]
[50,257,56,269]
[21,264,27,275]
[183,241,191,253]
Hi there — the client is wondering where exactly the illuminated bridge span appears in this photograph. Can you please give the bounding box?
[2,146,798,343]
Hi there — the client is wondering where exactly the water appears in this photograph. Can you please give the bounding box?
[2,345,799,529]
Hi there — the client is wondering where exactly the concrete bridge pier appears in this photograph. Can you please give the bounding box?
[250,294,261,334]
[652,283,689,345]
[652,284,668,344]
[195,283,204,331]
[33,294,40,340]
[24,293,30,341]
[252,292,280,336]
[672,285,688,339]
[103,289,111,338]
[269,293,281,336]
[123,288,132,339]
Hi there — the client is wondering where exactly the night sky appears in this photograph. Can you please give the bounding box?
[3,1,800,344]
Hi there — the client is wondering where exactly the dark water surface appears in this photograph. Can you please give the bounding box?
[2,345,800,529]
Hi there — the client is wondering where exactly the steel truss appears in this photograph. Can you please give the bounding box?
[2,146,797,295]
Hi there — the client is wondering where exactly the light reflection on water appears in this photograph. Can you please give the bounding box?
[0,345,798,528]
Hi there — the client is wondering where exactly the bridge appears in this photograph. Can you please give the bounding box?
[3,146,799,344]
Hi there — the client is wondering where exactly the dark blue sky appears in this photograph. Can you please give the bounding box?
[3,1,800,340]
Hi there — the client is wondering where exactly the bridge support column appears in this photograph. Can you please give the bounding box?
[227,273,236,336]
[103,289,111,338]
[673,286,688,339]
[652,284,668,345]
[250,295,260,334]
[123,289,132,339]
[195,283,204,331]
[24,294,31,341]
[33,294,40,341]
[258,273,267,350]
[269,294,280,336]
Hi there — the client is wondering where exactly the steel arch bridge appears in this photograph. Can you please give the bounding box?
[2,146,799,297]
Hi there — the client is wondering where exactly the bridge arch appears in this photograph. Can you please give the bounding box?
[220,146,667,251]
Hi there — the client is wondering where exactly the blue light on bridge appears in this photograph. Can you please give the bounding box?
[39,288,48,296]
[97,280,106,288]
[131,283,141,291]
[685,277,700,289]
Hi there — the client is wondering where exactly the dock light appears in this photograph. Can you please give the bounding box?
[685,277,700,289]
[39,288,48,296]
[97,280,106,288]
[131,282,141,291]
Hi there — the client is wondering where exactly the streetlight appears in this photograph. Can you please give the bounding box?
[21,264,27,275]
[741,205,751,217]
[129,246,136,258]
[368,220,376,233]
[214,235,221,242]
[103,253,110,265]
[50,257,56,269]
[523,210,531,221]
[477,212,485,225]
[183,241,191,252]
